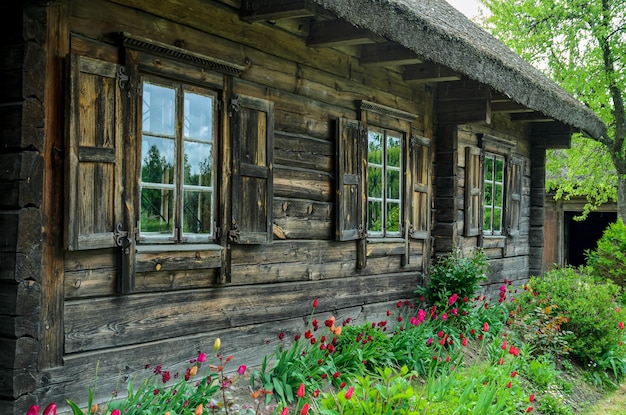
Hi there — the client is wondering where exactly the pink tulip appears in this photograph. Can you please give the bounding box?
[26,405,39,415]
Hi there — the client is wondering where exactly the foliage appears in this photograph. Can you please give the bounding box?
[29,280,626,415]
[317,366,426,414]
[586,219,626,290]
[479,0,626,220]
[417,248,489,311]
[521,267,626,368]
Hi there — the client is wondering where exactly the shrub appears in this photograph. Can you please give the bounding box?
[520,267,626,368]
[586,219,626,290]
[417,248,489,310]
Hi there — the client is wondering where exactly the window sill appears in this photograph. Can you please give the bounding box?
[135,244,222,272]
[366,237,405,244]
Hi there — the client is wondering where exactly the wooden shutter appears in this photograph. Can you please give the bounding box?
[231,94,274,244]
[409,135,431,240]
[506,157,523,235]
[336,118,366,268]
[464,146,483,237]
[66,55,125,251]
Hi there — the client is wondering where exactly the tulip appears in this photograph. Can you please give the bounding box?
[301,403,309,415]
[312,299,318,308]
[214,338,221,353]
[42,403,56,415]
[483,322,489,332]
[281,408,289,415]
[237,365,246,375]
[194,403,204,415]
[345,386,354,399]
[111,410,121,415]
[197,352,207,363]
[90,403,98,414]
[619,321,624,330]
[526,407,533,413]
[297,383,305,398]
[26,405,39,415]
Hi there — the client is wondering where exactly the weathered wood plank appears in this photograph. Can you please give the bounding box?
[0,99,45,150]
[273,197,333,240]
[135,268,219,291]
[274,131,333,172]
[64,273,418,352]
[274,165,332,202]
[0,152,43,209]
[0,367,36,400]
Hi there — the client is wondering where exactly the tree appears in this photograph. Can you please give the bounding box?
[480,0,626,220]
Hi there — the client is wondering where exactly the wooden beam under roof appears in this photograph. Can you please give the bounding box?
[403,63,461,83]
[531,122,572,148]
[436,79,491,124]
[359,43,423,66]
[491,101,535,114]
[510,112,554,122]
[307,19,383,47]
[240,0,316,22]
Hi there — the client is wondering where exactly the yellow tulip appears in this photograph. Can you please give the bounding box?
[189,365,198,376]
[214,338,221,353]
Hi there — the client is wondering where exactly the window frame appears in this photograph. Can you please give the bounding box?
[137,75,220,245]
[464,133,522,241]
[482,151,505,236]
[366,126,404,238]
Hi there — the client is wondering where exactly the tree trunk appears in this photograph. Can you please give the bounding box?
[618,175,626,223]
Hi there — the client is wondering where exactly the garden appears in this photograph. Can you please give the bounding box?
[27,220,626,415]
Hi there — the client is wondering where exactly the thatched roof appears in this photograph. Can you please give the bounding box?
[312,0,607,140]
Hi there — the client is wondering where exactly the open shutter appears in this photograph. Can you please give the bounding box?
[66,55,125,251]
[506,157,523,235]
[231,94,274,244]
[464,146,483,237]
[336,118,366,268]
[410,135,431,240]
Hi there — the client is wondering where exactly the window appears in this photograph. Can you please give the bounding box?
[483,153,504,235]
[139,79,217,243]
[367,127,402,237]
[336,101,430,268]
[464,135,523,239]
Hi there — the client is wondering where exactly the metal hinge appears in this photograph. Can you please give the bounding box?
[228,220,241,243]
[114,223,130,252]
[229,94,240,117]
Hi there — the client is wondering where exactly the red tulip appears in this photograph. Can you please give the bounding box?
[111,410,121,415]
[482,322,489,332]
[281,408,289,415]
[312,299,319,308]
[345,386,355,399]
[26,405,39,415]
[297,383,305,398]
[301,403,309,414]
[42,403,56,415]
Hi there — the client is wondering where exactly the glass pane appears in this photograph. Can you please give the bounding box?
[387,134,401,167]
[183,142,213,187]
[495,158,504,182]
[485,157,493,180]
[484,182,493,205]
[387,169,401,199]
[495,183,503,207]
[141,136,175,185]
[368,166,382,198]
[143,83,176,136]
[386,202,401,233]
[140,187,174,234]
[368,131,383,165]
[493,208,502,232]
[184,92,214,142]
[483,208,492,232]
[368,200,382,233]
[183,190,213,235]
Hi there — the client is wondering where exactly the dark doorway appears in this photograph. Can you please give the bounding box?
[564,211,617,266]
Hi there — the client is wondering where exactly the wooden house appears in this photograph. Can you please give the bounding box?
[0,0,607,412]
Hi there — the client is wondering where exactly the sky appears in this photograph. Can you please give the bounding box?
[444,0,486,20]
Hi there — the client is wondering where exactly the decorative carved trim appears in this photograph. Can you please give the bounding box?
[121,32,244,76]
[359,100,418,121]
